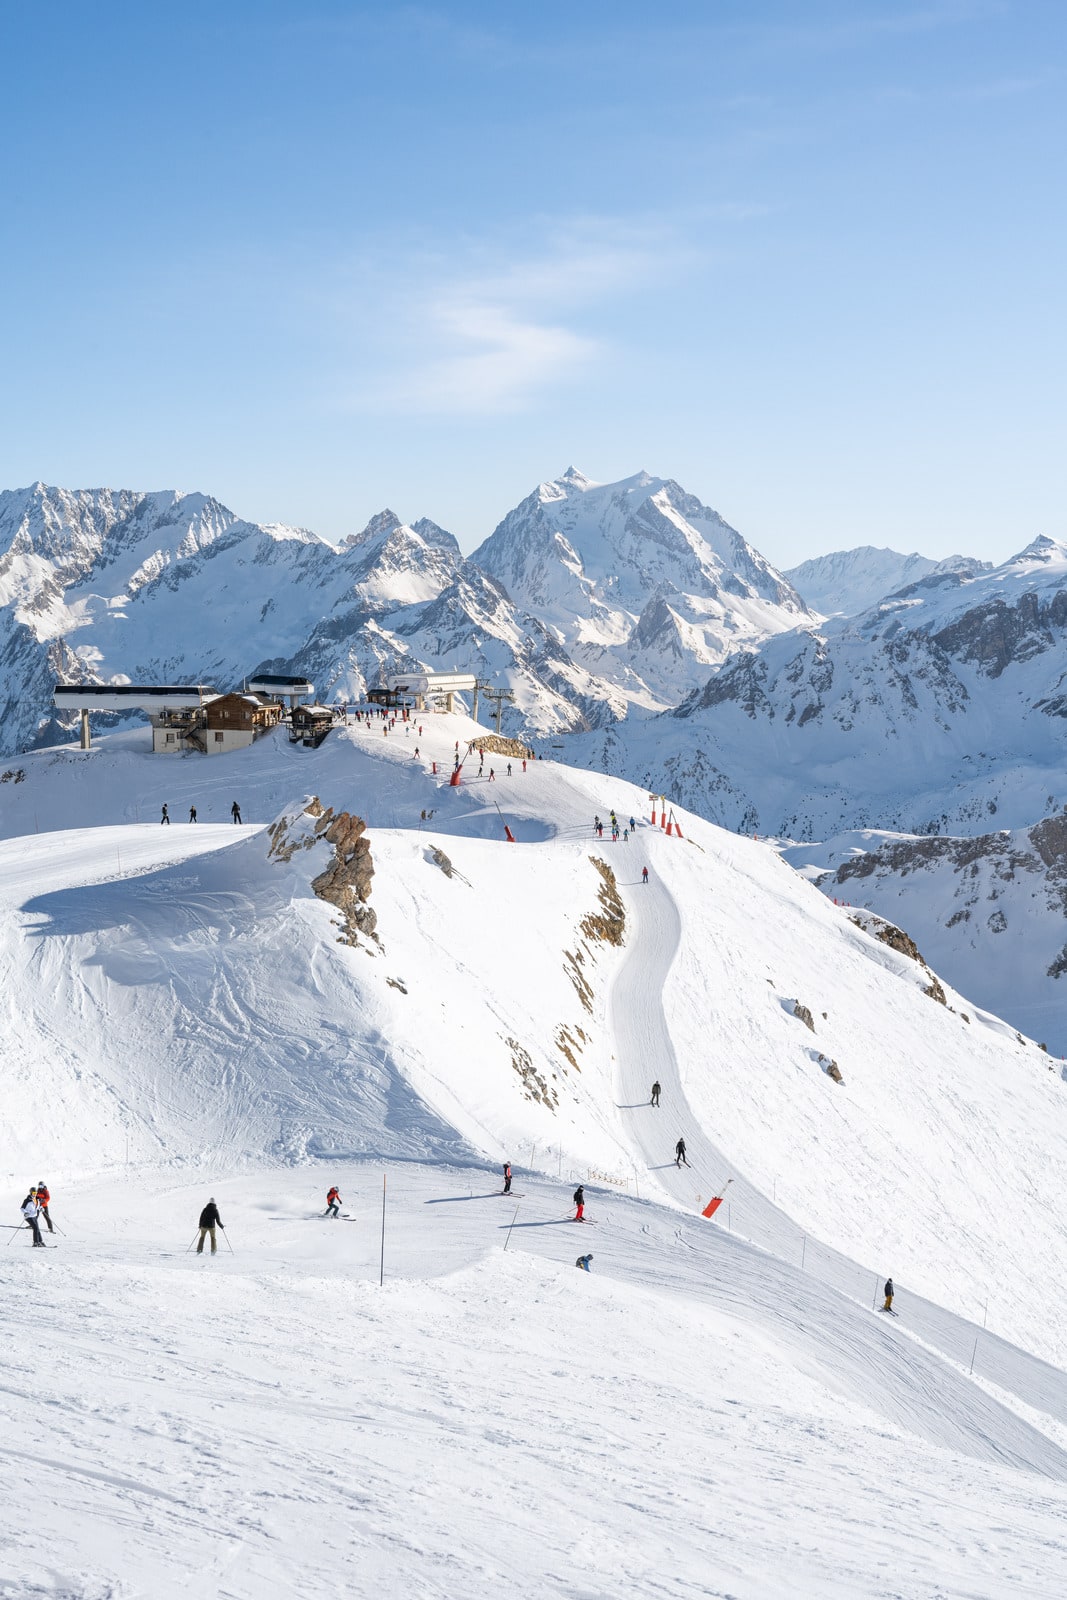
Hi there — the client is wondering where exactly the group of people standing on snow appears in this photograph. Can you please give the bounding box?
[161,801,242,825]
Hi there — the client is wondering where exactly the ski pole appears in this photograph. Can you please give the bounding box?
[222,1228,235,1256]
[6,1225,27,1247]
[185,1232,200,1254]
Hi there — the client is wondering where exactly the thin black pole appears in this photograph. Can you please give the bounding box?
[379,1173,387,1287]
[504,1204,520,1250]
[222,1228,235,1255]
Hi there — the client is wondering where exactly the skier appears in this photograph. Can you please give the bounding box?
[650,1082,661,1107]
[231,801,242,825]
[507,762,512,777]
[629,816,636,832]
[196,1198,224,1255]
[883,1278,894,1313]
[642,866,649,884]
[160,803,170,825]
[522,759,527,772]
[622,829,629,842]
[593,816,600,833]
[573,1184,585,1222]
[189,806,197,823]
[324,1186,342,1219]
[502,1161,513,1195]
[488,768,495,782]
[20,1190,44,1247]
[575,1254,593,1271]
[597,822,604,838]
[35,1181,54,1233]
[675,1138,689,1168]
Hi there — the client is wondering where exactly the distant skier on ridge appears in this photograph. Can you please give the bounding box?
[882,1278,894,1313]
[231,801,242,825]
[650,1081,661,1107]
[675,1138,689,1168]
[573,1184,585,1222]
[502,1162,513,1195]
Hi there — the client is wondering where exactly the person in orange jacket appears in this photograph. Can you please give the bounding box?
[325,1186,343,1219]
[35,1181,54,1233]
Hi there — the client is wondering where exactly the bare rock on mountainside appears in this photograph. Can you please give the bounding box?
[793,1002,816,1032]
[268,796,376,946]
[848,911,947,1005]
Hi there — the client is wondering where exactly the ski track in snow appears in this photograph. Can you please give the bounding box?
[611,860,1067,1464]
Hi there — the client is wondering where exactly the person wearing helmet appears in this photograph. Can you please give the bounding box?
[35,1181,53,1233]
[197,1198,224,1254]
[575,1254,593,1271]
[325,1186,342,1219]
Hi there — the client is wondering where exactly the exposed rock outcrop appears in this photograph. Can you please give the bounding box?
[268,796,376,947]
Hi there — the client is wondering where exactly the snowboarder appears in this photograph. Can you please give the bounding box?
[189,806,197,823]
[642,866,649,884]
[573,1184,585,1221]
[35,1181,54,1233]
[196,1198,224,1254]
[883,1278,894,1312]
[325,1187,342,1219]
[575,1254,593,1271]
[675,1138,689,1168]
[20,1190,44,1247]
[160,803,170,825]
[503,1162,513,1195]
[231,801,242,825]
[650,1082,661,1107]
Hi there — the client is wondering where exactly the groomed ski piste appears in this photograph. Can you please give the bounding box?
[3,714,1067,1599]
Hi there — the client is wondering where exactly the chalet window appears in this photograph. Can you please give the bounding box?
[215,731,224,743]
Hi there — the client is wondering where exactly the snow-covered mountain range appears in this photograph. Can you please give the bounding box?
[785,545,991,617]
[472,467,811,704]
[572,534,1067,839]
[0,473,808,756]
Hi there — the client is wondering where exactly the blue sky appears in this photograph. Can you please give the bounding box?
[0,1,1062,564]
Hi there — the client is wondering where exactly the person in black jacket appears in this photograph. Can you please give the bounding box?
[197,1198,224,1254]
[675,1138,689,1168]
[573,1184,585,1221]
[883,1278,894,1312]
[502,1162,513,1194]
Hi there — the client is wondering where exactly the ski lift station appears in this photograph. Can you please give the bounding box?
[53,684,217,751]
[383,671,477,713]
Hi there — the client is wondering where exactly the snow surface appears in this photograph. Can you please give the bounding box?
[3,712,1067,1596]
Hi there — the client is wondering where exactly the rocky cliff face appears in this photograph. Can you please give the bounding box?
[267,796,376,947]
[781,813,1067,1053]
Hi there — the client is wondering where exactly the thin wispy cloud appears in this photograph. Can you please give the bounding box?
[348,216,710,416]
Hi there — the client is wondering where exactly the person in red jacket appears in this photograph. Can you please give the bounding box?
[325,1186,342,1219]
[35,1181,54,1233]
